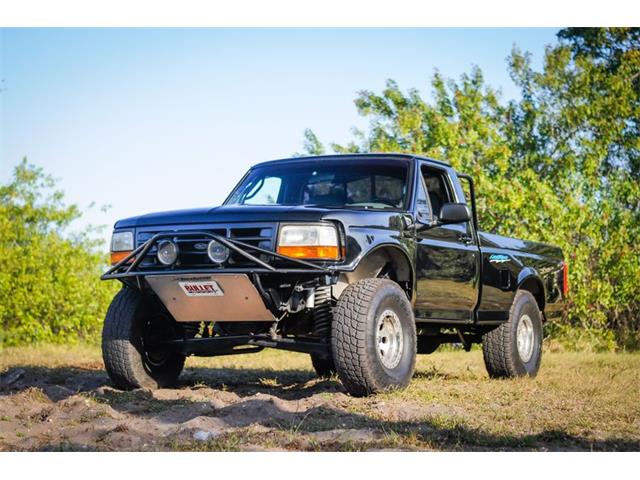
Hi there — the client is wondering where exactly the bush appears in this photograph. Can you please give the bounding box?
[0,159,119,345]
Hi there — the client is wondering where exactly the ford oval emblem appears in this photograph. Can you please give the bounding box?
[194,242,208,251]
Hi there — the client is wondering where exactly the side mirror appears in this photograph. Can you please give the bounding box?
[439,203,471,224]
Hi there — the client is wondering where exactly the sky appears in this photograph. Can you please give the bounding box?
[0,28,558,247]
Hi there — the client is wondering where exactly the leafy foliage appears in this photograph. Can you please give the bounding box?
[0,159,119,345]
[302,28,640,350]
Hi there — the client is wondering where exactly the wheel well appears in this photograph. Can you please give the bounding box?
[335,245,414,301]
[518,277,545,311]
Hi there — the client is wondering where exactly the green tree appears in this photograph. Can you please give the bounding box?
[0,159,118,345]
[507,28,640,348]
[301,28,639,350]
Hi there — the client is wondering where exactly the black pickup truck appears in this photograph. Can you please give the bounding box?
[102,153,567,396]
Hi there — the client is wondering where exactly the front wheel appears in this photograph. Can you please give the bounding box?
[102,288,185,390]
[332,278,416,397]
[482,290,543,378]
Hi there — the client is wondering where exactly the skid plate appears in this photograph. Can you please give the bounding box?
[146,273,275,322]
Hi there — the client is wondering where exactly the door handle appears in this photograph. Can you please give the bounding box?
[458,234,474,245]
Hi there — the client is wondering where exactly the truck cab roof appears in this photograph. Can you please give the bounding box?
[253,153,451,169]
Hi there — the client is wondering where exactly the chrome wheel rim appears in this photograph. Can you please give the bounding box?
[516,314,535,362]
[376,309,404,369]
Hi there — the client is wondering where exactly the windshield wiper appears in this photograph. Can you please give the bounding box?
[302,204,396,210]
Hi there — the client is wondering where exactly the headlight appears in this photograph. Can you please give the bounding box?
[207,239,230,264]
[111,231,133,252]
[277,224,340,260]
[110,231,134,265]
[157,240,179,265]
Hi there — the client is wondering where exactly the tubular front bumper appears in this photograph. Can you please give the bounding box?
[102,231,337,355]
[101,230,338,281]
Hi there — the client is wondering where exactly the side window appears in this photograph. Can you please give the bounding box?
[415,176,431,221]
[421,166,452,219]
[242,176,282,205]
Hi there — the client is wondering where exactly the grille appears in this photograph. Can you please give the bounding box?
[135,223,277,269]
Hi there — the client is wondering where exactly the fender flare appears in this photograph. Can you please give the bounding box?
[339,242,415,302]
[516,267,546,311]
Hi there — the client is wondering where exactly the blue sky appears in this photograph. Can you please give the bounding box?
[0,28,557,247]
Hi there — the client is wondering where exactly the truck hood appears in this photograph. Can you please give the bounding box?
[114,205,340,229]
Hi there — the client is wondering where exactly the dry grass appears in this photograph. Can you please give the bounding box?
[0,344,638,451]
[0,343,102,370]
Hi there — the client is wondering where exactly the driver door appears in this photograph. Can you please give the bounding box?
[414,164,479,322]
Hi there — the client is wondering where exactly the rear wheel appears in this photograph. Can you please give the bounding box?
[482,290,543,378]
[332,278,416,397]
[102,288,185,390]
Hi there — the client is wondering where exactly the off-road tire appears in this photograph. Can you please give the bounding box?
[482,290,543,378]
[332,278,416,397]
[310,354,336,378]
[102,287,185,390]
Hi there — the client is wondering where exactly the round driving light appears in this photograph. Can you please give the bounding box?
[207,240,230,264]
[157,241,179,265]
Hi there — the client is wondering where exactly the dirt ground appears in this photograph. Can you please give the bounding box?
[0,345,638,451]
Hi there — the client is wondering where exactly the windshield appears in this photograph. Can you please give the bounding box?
[225,159,410,210]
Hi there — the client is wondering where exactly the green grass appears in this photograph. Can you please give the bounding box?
[1,344,638,451]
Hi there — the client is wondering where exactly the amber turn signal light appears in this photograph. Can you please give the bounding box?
[277,245,340,260]
[110,251,133,265]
